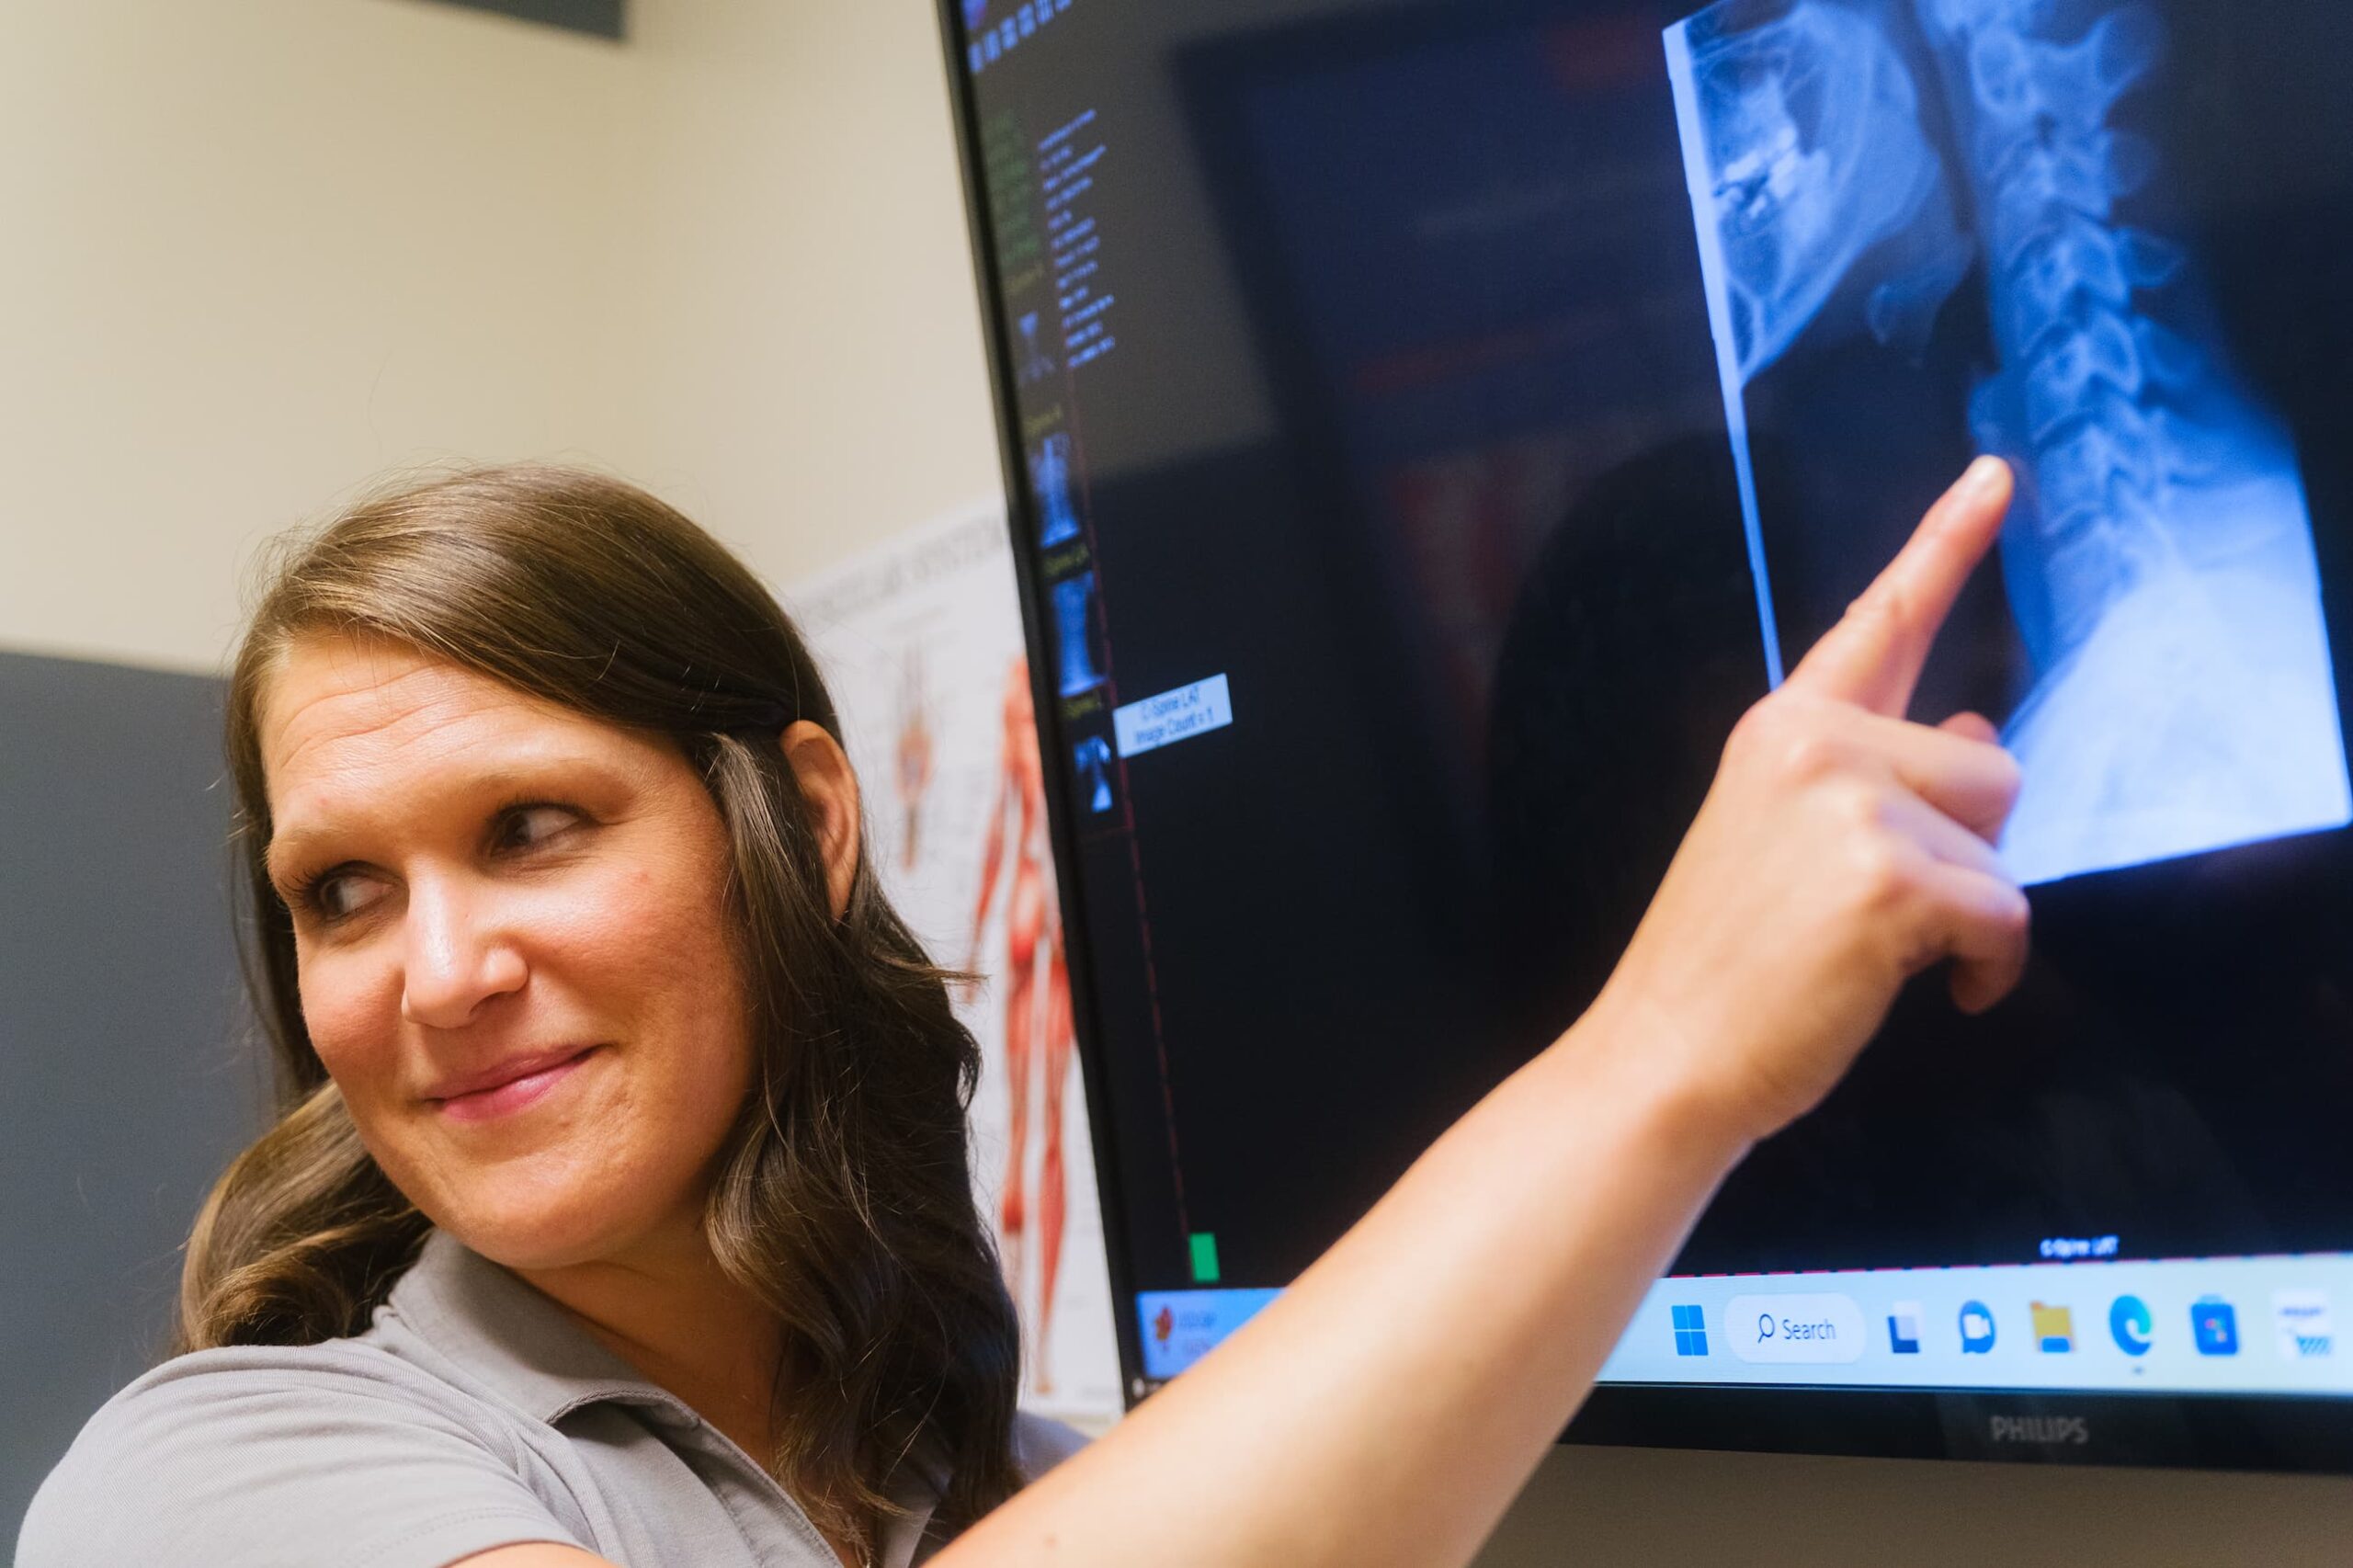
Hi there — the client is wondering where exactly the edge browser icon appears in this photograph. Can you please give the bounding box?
[2109,1295,2153,1357]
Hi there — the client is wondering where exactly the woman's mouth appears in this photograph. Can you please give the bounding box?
[431,1046,599,1123]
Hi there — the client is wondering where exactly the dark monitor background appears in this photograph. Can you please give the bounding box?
[936,0,2353,1470]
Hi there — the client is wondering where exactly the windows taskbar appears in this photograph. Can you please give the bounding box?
[1135,1254,2353,1398]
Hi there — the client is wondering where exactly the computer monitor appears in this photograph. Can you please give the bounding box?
[936,0,2353,1471]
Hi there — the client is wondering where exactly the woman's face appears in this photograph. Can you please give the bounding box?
[256,634,761,1272]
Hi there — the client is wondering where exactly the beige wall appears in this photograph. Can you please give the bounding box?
[0,0,1003,674]
[1,0,634,671]
[594,0,1005,591]
[11,0,2353,1560]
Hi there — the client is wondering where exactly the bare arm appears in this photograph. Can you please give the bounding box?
[468,462,2024,1568]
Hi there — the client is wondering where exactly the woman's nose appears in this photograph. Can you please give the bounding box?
[399,876,527,1029]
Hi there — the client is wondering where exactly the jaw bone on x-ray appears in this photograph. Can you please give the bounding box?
[1665,0,2353,884]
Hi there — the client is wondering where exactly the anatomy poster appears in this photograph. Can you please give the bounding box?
[1665,0,2353,885]
[790,501,1122,1427]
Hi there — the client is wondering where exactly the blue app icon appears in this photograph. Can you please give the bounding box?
[2109,1295,2154,1357]
[2192,1296,2240,1357]
[1959,1301,1996,1354]
[1671,1303,1709,1358]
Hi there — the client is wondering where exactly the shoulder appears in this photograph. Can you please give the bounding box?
[1011,1409,1094,1480]
[40,1340,531,1468]
[18,1344,581,1568]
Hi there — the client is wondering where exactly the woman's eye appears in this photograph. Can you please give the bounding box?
[307,870,384,921]
[496,803,577,852]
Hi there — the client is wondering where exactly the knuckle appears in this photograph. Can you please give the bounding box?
[1988,745,2025,807]
[1827,778,1883,833]
[1735,698,1846,784]
[1845,837,1911,914]
[1782,729,1842,785]
[1847,582,1905,635]
[1882,581,1915,630]
[1724,700,1782,765]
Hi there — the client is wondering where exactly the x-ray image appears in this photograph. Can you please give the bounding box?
[1016,311,1056,385]
[1051,570,1108,698]
[1074,733,1115,812]
[1031,431,1083,548]
[1665,0,2353,885]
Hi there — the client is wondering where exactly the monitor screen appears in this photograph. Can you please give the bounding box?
[937,0,2353,1469]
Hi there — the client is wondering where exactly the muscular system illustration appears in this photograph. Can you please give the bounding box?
[967,656,1078,1392]
[1667,0,2352,883]
[892,647,936,872]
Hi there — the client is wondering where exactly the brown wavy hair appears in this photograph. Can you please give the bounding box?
[177,464,1023,1554]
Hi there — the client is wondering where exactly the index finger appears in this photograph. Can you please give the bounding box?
[1785,457,2014,717]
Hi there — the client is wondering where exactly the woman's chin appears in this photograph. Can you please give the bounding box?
[369,1061,731,1276]
[437,1204,643,1273]
[415,1164,681,1274]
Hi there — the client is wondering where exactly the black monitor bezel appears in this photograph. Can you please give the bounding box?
[924,0,2353,1474]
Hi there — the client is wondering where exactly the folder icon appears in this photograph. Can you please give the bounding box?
[2031,1301,2075,1353]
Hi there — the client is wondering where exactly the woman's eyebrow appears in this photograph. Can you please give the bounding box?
[261,756,630,886]
[262,811,369,891]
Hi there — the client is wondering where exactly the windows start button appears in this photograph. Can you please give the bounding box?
[1725,1294,1868,1363]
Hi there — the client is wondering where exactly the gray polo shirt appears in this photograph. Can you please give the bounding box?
[17,1230,1087,1568]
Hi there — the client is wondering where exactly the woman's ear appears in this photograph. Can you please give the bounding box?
[780,721,861,918]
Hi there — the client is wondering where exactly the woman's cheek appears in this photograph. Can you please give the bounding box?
[572,843,735,1004]
[297,948,402,1096]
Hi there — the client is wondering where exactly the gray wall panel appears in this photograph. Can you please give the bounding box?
[1,652,263,1543]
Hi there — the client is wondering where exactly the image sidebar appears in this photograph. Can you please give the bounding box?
[1665,0,2353,886]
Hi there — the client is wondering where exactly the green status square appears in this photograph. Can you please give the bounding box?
[1188,1232,1221,1284]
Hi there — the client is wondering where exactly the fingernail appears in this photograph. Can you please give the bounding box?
[1961,455,2008,497]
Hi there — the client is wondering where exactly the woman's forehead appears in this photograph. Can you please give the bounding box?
[258,635,631,807]
[267,638,504,757]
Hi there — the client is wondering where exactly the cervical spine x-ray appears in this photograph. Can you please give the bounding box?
[1031,431,1083,548]
[1665,0,2352,884]
[1051,570,1107,698]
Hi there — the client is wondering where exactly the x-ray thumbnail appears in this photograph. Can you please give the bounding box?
[1050,570,1108,698]
[1074,731,1116,814]
[1665,0,2353,885]
[1030,431,1083,549]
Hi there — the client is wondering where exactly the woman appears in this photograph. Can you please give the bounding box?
[19,455,2027,1568]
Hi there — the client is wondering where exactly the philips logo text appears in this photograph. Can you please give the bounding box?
[1989,1415,2089,1446]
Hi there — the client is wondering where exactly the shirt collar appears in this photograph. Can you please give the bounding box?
[381,1227,692,1426]
[381,1229,948,1564]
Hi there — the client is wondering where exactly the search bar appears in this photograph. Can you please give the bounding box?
[1724,1294,1868,1363]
